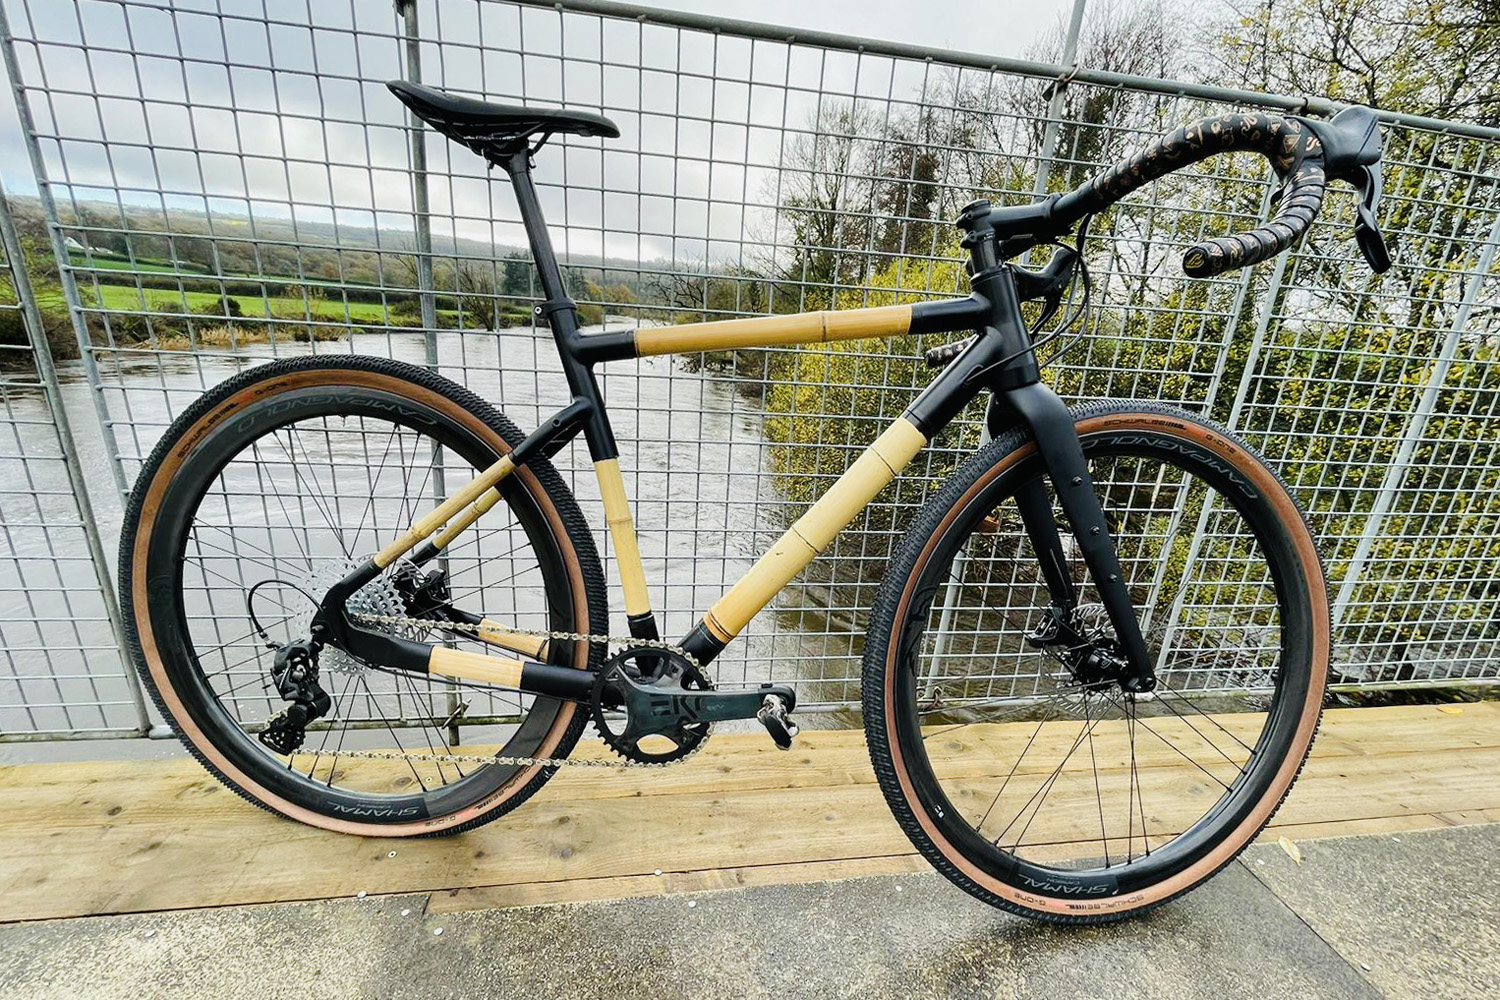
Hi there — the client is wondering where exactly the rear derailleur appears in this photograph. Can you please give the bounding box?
[254,562,455,756]
[258,637,331,755]
[590,646,800,763]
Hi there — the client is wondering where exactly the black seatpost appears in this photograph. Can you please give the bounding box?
[496,150,623,469]
[501,150,571,308]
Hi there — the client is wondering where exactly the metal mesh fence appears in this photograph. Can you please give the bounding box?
[0,0,1496,737]
[0,174,145,738]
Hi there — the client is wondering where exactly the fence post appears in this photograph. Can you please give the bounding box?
[1151,236,1291,669]
[1030,0,1087,202]
[396,0,462,744]
[1329,210,1500,628]
[396,1,441,341]
[0,175,151,733]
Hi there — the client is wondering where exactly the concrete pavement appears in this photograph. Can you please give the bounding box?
[1,823,1494,1000]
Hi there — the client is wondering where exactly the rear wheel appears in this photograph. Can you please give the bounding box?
[120,355,608,836]
[863,400,1328,922]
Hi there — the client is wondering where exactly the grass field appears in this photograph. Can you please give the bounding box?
[36,282,417,326]
[68,253,207,275]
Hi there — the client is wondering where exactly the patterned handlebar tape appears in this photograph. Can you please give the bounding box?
[1082,113,1326,277]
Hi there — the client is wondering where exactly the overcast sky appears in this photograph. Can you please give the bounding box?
[0,0,1083,264]
[641,0,1076,62]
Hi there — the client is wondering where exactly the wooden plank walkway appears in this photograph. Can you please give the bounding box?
[1,702,1497,923]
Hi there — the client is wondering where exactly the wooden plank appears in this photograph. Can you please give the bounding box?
[6,702,1493,821]
[0,703,1496,922]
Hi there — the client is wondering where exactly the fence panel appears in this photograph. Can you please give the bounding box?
[0,0,1496,738]
[0,173,146,739]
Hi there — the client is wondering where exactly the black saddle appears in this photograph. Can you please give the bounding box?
[387,80,619,162]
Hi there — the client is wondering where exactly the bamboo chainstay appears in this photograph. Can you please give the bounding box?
[287,612,710,770]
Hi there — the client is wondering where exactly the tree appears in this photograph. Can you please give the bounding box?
[1207,0,1500,126]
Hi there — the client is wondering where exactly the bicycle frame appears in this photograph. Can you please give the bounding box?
[314,150,1156,704]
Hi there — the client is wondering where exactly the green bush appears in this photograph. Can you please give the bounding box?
[0,305,82,362]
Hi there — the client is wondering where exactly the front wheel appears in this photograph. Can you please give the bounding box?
[863,400,1329,922]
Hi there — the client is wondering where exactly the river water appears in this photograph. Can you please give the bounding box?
[0,320,863,754]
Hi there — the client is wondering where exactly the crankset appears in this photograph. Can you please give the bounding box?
[590,646,799,762]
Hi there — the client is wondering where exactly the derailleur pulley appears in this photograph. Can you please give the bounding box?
[258,638,332,755]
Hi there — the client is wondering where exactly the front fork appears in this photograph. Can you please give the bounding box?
[989,384,1157,692]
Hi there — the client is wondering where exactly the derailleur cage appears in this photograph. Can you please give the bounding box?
[258,638,332,755]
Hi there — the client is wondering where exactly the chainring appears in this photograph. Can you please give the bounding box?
[590,646,713,764]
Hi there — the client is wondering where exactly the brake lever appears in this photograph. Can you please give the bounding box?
[1353,163,1392,274]
[1012,246,1079,328]
[1033,289,1065,331]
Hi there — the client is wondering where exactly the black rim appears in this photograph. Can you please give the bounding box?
[143,377,582,821]
[893,427,1313,895]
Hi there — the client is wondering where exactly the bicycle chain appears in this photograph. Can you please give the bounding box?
[292,611,710,770]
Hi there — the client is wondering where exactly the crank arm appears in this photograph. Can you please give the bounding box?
[996,382,1157,691]
[608,669,798,733]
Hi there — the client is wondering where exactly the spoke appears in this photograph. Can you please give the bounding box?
[194,619,293,661]
[358,672,427,792]
[1125,695,1143,862]
[1150,689,1250,770]
[1154,679,1257,753]
[991,693,1116,851]
[352,423,401,550]
[324,674,355,787]
[184,558,306,607]
[397,669,453,785]
[974,701,1058,833]
[218,669,274,700]
[305,671,352,779]
[189,525,286,568]
[1131,711,1239,790]
[289,423,346,542]
[275,428,350,559]
[444,559,539,604]
[1085,690,1110,867]
[202,639,285,681]
[394,426,417,531]
[183,542,283,581]
[254,440,316,571]
[409,444,438,525]
[1131,697,1151,858]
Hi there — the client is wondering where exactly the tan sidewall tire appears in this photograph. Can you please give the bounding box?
[870,404,1329,920]
[125,360,601,836]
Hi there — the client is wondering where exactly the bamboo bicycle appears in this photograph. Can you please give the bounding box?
[120,80,1391,922]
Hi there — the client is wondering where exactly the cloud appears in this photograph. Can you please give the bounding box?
[1,0,1070,265]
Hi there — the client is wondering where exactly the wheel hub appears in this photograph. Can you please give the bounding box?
[1071,642,1129,691]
